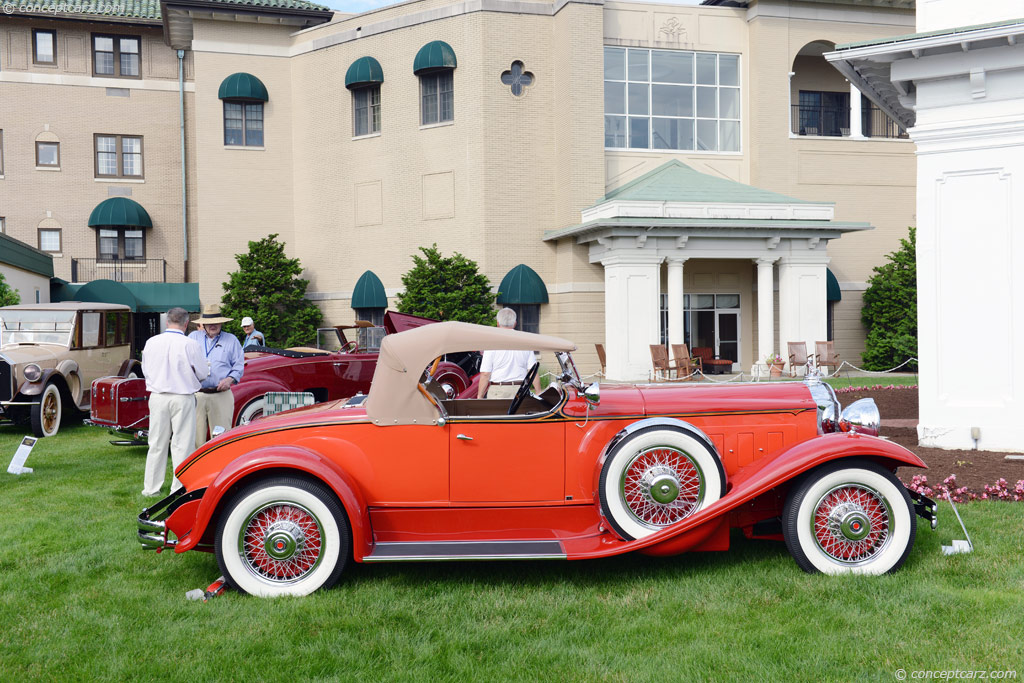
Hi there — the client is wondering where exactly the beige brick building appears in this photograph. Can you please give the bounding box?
[0,0,916,379]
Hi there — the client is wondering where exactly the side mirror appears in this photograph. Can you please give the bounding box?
[583,382,600,406]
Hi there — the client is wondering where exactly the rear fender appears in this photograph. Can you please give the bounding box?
[175,445,371,561]
[117,359,142,377]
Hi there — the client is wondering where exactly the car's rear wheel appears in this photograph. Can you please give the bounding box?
[31,383,63,438]
[236,398,265,426]
[599,426,724,540]
[782,459,915,575]
[215,477,349,597]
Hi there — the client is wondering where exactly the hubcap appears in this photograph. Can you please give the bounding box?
[812,484,892,564]
[240,502,324,583]
[621,447,704,528]
[264,521,304,560]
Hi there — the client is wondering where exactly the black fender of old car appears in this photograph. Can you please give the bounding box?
[116,358,142,377]
[172,444,372,559]
[17,368,67,397]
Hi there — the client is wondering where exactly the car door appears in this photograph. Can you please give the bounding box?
[449,419,565,504]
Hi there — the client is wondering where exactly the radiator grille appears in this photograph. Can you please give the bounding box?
[0,361,12,402]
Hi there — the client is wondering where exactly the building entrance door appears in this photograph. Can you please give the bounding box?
[666,294,741,371]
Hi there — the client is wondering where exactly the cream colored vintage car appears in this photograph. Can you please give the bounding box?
[0,302,140,437]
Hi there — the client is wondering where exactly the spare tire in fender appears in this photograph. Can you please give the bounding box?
[599,425,725,540]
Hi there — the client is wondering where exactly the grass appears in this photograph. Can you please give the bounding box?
[823,374,918,390]
[1,421,1021,681]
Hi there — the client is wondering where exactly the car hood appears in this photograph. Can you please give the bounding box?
[0,345,62,367]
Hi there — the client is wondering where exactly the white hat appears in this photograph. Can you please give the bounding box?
[241,316,254,327]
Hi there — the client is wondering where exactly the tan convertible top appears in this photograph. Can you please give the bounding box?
[365,321,576,426]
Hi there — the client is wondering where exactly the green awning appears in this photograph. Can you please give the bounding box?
[827,268,842,302]
[351,270,387,308]
[218,72,269,101]
[345,56,384,89]
[74,279,138,311]
[53,279,200,313]
[496,264,548,305]
[413,40,457,74]
[87,197,153,228]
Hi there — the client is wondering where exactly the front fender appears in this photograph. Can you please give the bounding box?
[174,445,371,561]
[18,369,62,397]
[231,378,291,407]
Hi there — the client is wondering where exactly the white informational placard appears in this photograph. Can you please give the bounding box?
[7,436,37,475]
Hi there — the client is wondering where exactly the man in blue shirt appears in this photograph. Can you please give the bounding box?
[189,305,244,449]
[241,316,265,350]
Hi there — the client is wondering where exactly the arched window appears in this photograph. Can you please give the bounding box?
[497,264,548,334]
[414,41,457,126]
[218,73,269,147]
[346,57,384,137]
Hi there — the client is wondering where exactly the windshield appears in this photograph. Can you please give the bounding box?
[0,310,76,346]
[556,351,583,390]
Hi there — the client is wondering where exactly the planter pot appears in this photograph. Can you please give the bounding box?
[769,362,783,377]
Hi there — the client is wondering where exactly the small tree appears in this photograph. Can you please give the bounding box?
[0,272,20,307]
[396,244,496,324]
[220,234,323,347]
[861,227,917,371]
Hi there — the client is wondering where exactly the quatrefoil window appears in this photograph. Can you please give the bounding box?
[500,61,534,97]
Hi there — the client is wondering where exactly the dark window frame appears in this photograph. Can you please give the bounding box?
[91,33,142,79]
[33,29,57,65]
[352,84,382,137]
[35,141,60,168]
[506,304,540,334]
[95,227,146,261]
[38,227,62,253]
[419,70,454,126]
[104,310,132,347]
[223,100,265,147]
[94,134,145,179]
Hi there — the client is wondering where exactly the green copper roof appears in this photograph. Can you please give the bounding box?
[413,41,457,74]
[597,160,816,206]
[345,56,384,89]
[351,270,387,309]
[218,72,270,101]
[497,264,548,305]
[826,268,841,302]
[87,197,153,228]
[0,233,54,278]
[3,0,329,21]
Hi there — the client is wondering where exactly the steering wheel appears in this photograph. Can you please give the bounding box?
[341,340,358,353]
[507,362,540,416]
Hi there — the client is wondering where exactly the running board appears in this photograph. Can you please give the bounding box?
[364,540,566,562]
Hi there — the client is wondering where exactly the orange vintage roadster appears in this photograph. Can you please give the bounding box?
[138,322,936,597]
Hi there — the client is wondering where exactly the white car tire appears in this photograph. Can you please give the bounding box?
[30,383,63,438]
[236,398,265,426]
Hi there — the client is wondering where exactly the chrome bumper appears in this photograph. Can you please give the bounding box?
[137,487,206,550]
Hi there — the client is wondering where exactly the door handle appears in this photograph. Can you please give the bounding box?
[456,434,473,441]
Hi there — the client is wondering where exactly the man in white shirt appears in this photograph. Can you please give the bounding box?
[141,307,209,497]
[477,308,542,399]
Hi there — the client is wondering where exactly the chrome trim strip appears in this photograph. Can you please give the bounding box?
[363,554,567,562]
[365,540,567,562]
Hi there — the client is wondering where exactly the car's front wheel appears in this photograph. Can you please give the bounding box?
[30,383,63,438]
[236,398,265,426]
[782,459,916,575]
[215,477,350,597]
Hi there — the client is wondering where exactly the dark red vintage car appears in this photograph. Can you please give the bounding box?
[89,311,474,440]
[138,322,937,598]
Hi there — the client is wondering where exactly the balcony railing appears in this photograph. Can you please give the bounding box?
[71,258,167,283]
[791,104,908,139]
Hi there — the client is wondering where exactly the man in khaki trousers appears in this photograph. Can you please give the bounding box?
[188,305,244,449]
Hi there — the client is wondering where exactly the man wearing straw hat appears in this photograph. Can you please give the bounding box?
[189,304,244,448]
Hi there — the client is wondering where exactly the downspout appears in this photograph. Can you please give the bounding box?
[178,49,189,280]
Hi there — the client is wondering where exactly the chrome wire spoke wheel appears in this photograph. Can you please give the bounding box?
[621,447,704,528]
[240,502,324,583]
[811,484,892,565]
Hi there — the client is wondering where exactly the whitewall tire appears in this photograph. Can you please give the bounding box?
[783,460,915,575]
[30,383,63,438]
[236,398,265,426]
[599,426,724,540]
[215,478,349,597]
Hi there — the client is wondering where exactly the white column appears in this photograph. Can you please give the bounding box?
[603,253,664,381]
[755,257,776,376]
[667,258,686,346]
[777,257,828,374]
[849,83,866,139]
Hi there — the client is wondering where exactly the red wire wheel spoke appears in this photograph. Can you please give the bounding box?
[622,447,703,528]
[812,485,891,564]
[241,503,324,583]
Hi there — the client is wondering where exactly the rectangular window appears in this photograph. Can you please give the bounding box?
[93,34,141,78]
[38,228,61,253]
[796,90,850,137]
[420,71,454,126]
[33,29,56,65]
[97,227,145,260]
[604,47,740,153]
[353,85,381,137]
[0,217,5,234]
[105,311,131,346]
[36,142,60,168]
[94,134,144,178]
[224,102,264,146]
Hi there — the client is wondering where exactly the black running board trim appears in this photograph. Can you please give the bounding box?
[364,540,566,561]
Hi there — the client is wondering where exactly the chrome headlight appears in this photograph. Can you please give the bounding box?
[839,398,880,436]
[23,363,43,383]
[805,377,839,434]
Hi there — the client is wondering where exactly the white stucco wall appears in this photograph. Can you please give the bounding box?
[0,265,50,304]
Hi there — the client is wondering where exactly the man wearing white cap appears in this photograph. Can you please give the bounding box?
[241,316,265,350]
[189,304,244,448]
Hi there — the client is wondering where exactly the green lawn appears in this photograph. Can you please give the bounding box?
[1,422,1020,681]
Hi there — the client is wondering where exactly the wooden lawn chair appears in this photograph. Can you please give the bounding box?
[815,341,841,376]
[671,343,702,380]
[787,341,810,377]
[649,344,680,382]
[595,343,607,377]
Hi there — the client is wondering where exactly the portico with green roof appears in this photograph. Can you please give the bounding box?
[545,161,872,381]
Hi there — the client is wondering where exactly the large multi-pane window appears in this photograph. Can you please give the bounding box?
[353,85,381,137]
[95,135,143,178]
[224,102,264,146]
[604,47,740,152]
[93,35,141,77]
[420,71,454,125]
